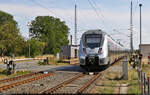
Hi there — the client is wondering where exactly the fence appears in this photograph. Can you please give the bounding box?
[130,54,150,94]
[137,64,150,95]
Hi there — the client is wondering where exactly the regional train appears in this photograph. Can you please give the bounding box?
[79,29,126,71]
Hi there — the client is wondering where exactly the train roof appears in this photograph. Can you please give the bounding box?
[82,29,125,48]
[82,29,106,35]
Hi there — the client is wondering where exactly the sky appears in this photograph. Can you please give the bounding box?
[0,0,149,49]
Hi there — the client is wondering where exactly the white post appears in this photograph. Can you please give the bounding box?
[122,56,128,80]
[56,53,60,60]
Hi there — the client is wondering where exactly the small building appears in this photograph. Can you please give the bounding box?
[140,44,150,57]
[60,45,79,59]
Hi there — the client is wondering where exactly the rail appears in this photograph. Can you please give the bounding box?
[76,72,101,94]
[0,72,54,91]
[41,73,84,94]
[0,72,40,84]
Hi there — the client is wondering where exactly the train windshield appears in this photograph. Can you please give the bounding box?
[85,34,102,48]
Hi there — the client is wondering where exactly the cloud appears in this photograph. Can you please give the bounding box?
[0,3,150,49]
[0,3,131,22]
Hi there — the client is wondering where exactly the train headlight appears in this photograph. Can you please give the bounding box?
[98,48,102,54]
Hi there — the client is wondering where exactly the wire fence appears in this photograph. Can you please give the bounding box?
[129,54,150,94]
[137,62,150,95]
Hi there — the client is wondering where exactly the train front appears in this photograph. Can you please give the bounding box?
[79,30,108,70]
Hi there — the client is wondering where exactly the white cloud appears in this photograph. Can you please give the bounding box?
[0,3,150,49]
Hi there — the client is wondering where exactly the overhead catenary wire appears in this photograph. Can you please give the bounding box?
[133,0,139,16]
[94,0,133,36]
[90,0,105,24]
[87,0,123,37]
[30,0,75,25]
[87,0,105,30]
[31,0,90,33]
[92,0,117,30]
[88,0,119,32]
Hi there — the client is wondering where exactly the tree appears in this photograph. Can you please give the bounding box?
[24,39,46,57]
[0,11,24,56]
[30,16,69,54]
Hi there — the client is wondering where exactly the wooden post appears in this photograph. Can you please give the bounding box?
[143,73,146,94]
[148,77,150,95]
[122,56,128,80]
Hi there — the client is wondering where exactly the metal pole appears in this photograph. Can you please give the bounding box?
[29,31,30,58]
[139,4,143,94]
[139,4,142,68]
[75,4,77,45]
[130,1,134,54]
[139,3,142,69]
[27,22,31,58]
[139,4,142,46]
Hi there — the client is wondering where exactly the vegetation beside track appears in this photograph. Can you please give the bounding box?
[36,55,78,66]
[0,10,69,58]
[92,61,141,94]
[128,58,150,94]
[37,56,71,66]
[0,68,31,80]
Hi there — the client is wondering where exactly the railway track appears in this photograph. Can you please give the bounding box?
[41,72,101,94]
[0,72,54,92]
[41,73,84,94]
[0,57,124,94]
[76,72,101,94]
[41,57,124,94]
[0,72,40,84]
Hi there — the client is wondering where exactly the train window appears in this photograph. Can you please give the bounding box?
[86,38,100,43]
[85,34,102,48]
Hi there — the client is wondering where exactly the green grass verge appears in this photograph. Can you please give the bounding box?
[97,81,117,94]
[0,69,31,79]
[127,68,140,94]
[96,64,141,94]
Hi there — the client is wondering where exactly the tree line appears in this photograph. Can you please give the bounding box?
[0,10,69,57]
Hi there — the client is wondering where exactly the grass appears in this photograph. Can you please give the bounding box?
[0,68,31,79]
[97,80,118,94]
[11,71,31,76]
[128,81,140,94]
[38,61,49,65]
[126,57,150,94]
[0,54,54,64]
[95,61,141,94]
[55,62,70,66]
[142,57,148,64]
[127,69,140,94]
[37,56,71,66]
[1,54,77,66]
[96,70,121,94]
[118,57,149,94]
[100,87,114,94]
